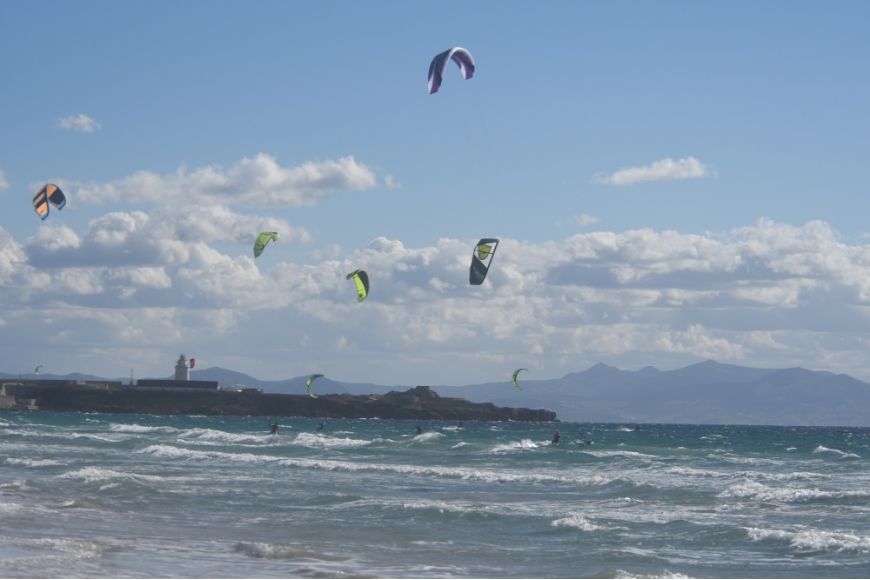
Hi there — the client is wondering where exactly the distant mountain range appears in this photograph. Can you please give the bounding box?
[4,360,870,426]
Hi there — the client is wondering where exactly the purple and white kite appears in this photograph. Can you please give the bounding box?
[427,47,475,94]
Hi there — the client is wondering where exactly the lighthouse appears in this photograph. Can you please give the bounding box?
[174,354,190,381]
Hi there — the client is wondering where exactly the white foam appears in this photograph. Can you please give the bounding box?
[665,466,826,482]
[451,442,469,449]
[0,501,28,514]
[138,444,271,464]
[177,427,273,445]
[813,445,861,459]
[551,513,607,531]
[5,457,65,467]
[400,499,488,516]
[719,480,869,502]
[412,432,444,442]
[615,570,692,579]
[584,450,657,460]
[109,423,178,434]
[292,432,373,448]
[57,465,195,486]
[746,526,870,553]
[137,444,618,486]
[234,542,344,561]
[490,439,544,453]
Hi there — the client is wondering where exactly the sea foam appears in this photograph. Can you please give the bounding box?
[746,527,870,553]
[719,480,869,502]
[813,445,861,459]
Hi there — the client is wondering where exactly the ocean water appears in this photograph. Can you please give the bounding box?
[1,412,868,578]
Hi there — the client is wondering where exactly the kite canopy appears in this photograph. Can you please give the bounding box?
[346,269,370,302]
[428,47,475,94]
[33,184,66,220]
[253,232,279,258]
[511,368,528,391]
[34,365,44,375]
[469,238,499,285]
[306,374,324,398]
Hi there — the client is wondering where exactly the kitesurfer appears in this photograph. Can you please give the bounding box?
[416,424,423,435]
[269,423,279,435]
[317,420,324,431]
[552,431,561,445]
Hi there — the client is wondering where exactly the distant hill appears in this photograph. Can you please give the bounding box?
[4,360,869,426]
[439,360,870,426]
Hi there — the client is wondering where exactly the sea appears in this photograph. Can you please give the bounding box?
[1,412,868,579]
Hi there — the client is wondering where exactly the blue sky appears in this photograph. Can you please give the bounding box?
[1,1,869,385]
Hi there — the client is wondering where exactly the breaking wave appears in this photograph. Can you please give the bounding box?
[292,432,374,448]
[719,480,870,502]
[813,445,861,459]
[746,526,870,553]
[109,423,178,434]
[233,542,345,561]
[136,444,618,486]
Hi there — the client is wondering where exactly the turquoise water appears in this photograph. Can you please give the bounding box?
[1,411,868,578]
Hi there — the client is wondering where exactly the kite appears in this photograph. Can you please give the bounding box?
[428,47,475,94]
[306,374,324,398]
[469,238,499,285]
[346,269,370,302]
[511,368,527,391]
[34,365,44,375]
[253,232,278,258]
[33,184,66,220]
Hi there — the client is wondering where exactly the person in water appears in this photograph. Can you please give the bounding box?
[317,420,324,431]
[552,431,561,445]
[415,424,422,435]
[269,423,279,435]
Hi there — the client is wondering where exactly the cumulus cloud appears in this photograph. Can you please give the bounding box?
[74,153,378,207]
[5,217,870,384]
[26,206,308,269]
[595,156,710,186]
[570,213,599,227]
[57,113,102,133]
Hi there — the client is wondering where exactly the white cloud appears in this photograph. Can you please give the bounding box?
[595,156,710,186]
[570,213,599,227]
[26,207,308,269]
[57,113,102,133]
[74,153,379,207]
[6,217,870,384]
[0,168,8,191]
[384,174,400,190]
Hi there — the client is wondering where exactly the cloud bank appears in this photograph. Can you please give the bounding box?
[4,215,870,384]
[596,156,710,186]
[74,154,379,207]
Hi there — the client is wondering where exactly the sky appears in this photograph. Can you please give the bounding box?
[1,0,869,385]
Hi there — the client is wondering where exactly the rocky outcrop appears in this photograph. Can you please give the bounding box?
[16,384,557,422]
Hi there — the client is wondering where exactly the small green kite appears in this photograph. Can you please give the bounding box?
[253,232,279,258]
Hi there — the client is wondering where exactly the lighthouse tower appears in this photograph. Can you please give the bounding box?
[174,354,190,381]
